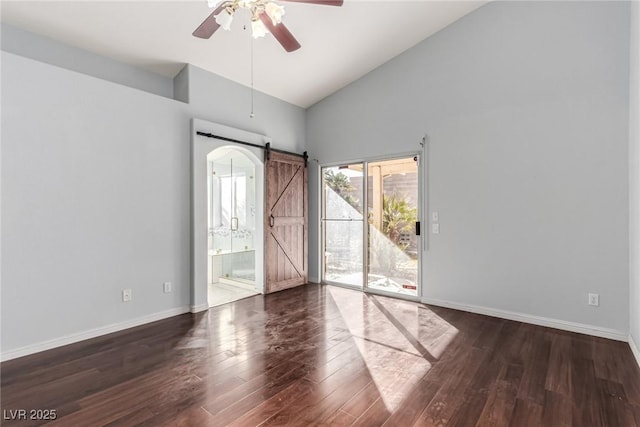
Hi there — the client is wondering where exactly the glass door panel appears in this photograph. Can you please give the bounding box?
[321,164,364,288]
[209,150,256,285]
[366,157,419,297]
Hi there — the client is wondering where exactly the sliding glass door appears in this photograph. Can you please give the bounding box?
[366,157,420,297]
[321,164,365,288]
[321,156,421,298]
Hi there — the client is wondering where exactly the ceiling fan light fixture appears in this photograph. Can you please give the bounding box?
[251,19,269,38]
[264,2,285,26]
[194,0,334,52]
[214,8,234,31]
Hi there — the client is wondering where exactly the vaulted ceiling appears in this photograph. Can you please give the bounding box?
[1,1,486,107]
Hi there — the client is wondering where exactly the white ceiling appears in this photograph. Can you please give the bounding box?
[1,0,485,107]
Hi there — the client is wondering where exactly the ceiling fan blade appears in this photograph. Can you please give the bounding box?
[193,4,226,39]
[280,0,343,5]
[259,14,301,53]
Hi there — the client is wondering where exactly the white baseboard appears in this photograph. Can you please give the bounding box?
[630,334,640,368]
[308,276,320,284]
[190,303,209,313]
[421,297,628,342]
[1,306,191,362]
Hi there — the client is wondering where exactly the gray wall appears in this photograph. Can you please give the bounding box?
[1,24,174,100]
[1,33,305,356]
[630,0,640,349]
[1,52,188,352]
[307,1,631,333]
[187,65,306,154]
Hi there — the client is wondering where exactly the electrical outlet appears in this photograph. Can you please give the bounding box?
[163,282,172,293]
[588,293,599,306]
[432,211,439,222]
[432,223,440,234]
[122,289,132,302]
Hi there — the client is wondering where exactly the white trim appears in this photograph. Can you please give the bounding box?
[316,163,324,286]
[1,306,191,362]
[190,303,209,313]
[308,276,320,284]
[421,297,628,342]
[630,334,640,368]
[318,150,423,170]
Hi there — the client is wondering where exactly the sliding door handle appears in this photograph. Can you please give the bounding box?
[269,215,275,227]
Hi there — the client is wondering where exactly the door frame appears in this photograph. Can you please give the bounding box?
[319,151,424,301]
[191,118,267,313]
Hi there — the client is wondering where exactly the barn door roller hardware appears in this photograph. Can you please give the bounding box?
[197,131,306,167]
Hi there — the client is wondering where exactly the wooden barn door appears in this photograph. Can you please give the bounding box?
[264,151,308,293]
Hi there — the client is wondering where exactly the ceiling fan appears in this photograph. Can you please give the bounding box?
[193,0,343,53]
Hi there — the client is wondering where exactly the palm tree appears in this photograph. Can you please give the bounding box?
[324,170,359,209]
[382,195,417,249]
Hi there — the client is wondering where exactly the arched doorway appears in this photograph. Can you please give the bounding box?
[191,119,266,313]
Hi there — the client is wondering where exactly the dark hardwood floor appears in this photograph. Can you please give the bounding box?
[2,283,640,426]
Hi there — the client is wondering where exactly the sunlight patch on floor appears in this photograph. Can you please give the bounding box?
[328,286,458,411]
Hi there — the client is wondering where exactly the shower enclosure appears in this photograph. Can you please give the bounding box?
[208,148,258,304]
